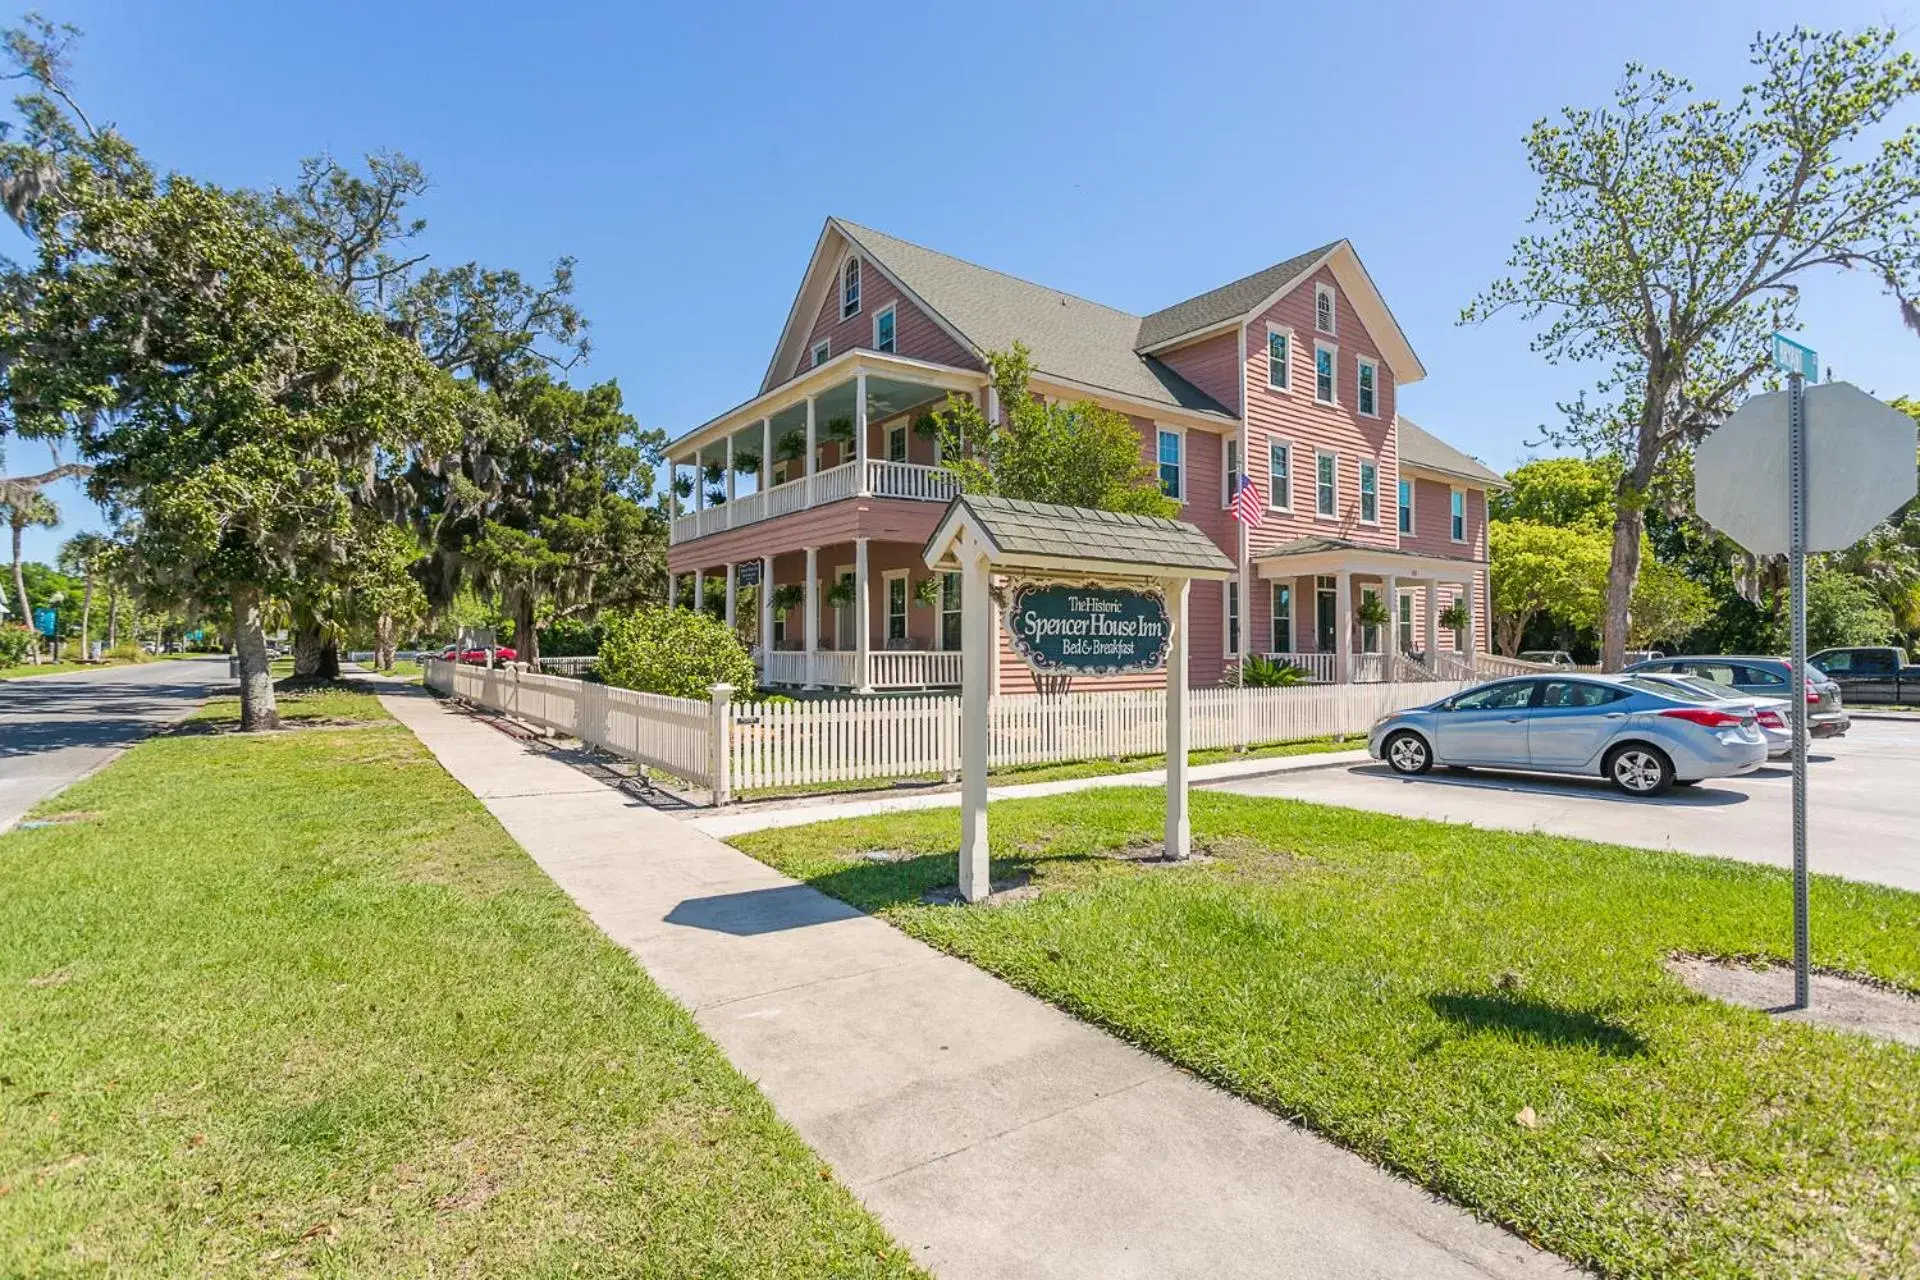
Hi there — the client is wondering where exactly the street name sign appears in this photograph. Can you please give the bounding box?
[1695,381,1916,557]
[1004,582,1171,675]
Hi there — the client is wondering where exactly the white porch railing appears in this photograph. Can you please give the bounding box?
[760,647,962,690]
[869,648,963,688]
[670,458,960,545]
[1475,651,1554,678]
[1263,652,1336,683]
[1352,653,1388,684]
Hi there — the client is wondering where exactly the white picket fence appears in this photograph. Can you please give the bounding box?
[426,657,1466,803]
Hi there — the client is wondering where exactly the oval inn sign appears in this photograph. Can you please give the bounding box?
[1006,582,1170,676]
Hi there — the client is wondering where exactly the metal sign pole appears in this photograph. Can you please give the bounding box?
[1787,369,1811,1010]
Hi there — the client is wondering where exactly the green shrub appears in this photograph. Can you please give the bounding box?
[1240,654,1306,687]
[538,617,602,657]
[106,642,146,663]
[597,606,755,701]
[0,623,33,666]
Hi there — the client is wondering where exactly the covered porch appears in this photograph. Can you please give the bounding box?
[1252,539,1483,684]
[673,537,965,693]
[666,349,984,548]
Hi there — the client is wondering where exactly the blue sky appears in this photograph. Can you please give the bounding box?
[6,0,1917,564]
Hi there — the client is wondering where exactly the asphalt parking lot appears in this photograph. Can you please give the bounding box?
[1214,716,1920,893]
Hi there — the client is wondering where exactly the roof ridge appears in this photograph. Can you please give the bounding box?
[833,217,1145,323]
[1139,239,1345,327]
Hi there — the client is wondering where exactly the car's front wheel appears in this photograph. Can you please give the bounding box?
[1384,730,1433,776]
[1606,744,1674,796]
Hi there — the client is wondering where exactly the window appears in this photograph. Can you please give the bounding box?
[1451,591,1469,651]
[1450,681,1534,712]
[834,569,856,650]
[1315,283,1336,335]
[1314,344,1336,404]
[1359,460,1378,523]
[1360,587,1381,653]
[885,573,909,643]
[873,303,896,354]
[1268,441,1292,510]
[1541,681,1627,709]
[841,258,861,319]
[772,458,791,486]
[1397,592,1414,654]
[1266,327,1291,390]
[1357,357,1378,417]
[1735,663,1786,686]
[940,572,962,650]
[1225,581,1240,656]
[1158,429,1183,500]
[1271,583,1293,653]
[1222,438,1241,507]
[1315,450,1337,517]
[1315,575,1337,651]
[1450,488,1466,542]
[812,339,831,368]
[1397,476,1413,535]
[886,423,907,463]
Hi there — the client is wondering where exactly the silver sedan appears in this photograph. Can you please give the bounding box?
[1368,674,1769,796]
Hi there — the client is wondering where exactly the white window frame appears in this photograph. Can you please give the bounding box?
[886,422,908,463]
[1397,474,1413,536]
[1315,282,1337,336]
[872,302,897,354]
[841,257,861,319]
[1223,579,1240,658]
[1313,342,1338,405]
[832,564,855,651]
[1264,323,1293,392]
[938,570,963,651]
[883,569,910,644]
[1450,487,1467,543]
[1451,589,1470,652]
[1315,448,1339,519]
[1267,439,1293,512]
[811,339,831,368]
[1356,356,1380,418]
[1358,459,1379,525]
[1271,582,1294,654]
[1360,586,1382,654]
[1397,589,1415,654]
[1157,427,1185,503]
[1221,437,1241,508]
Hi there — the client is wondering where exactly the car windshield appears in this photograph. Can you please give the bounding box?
[1663,675,1743,701]
[1621,676,1719,703]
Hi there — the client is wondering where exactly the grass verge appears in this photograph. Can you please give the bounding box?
[733,789,1920,1279]
[1,694,918,1276]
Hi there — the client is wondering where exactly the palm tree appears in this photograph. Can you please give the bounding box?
[57,531,109,661]
[2,489,59,661]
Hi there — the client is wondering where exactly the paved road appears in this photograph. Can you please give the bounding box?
[0,656,229,831]
[1214,717,1920,892]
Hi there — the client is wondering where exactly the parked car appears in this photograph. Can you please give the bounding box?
[1622,655,1849,738]
[1518,650,1578,669]
[1368,674,1769,796]
[1627,670,1792,758]
[1621,649,1664,666]
[459,645,516,665]
[1808,646,1919,706]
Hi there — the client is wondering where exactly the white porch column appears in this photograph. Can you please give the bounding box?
[695,453,706,512]
[959,538,992,902]
[759,555,774,658]
[854,368,870,495]
[853,537,872,692]
[1164,576,1191,861]
[725,435,736,510]
[724,562,737,631]
[693,569,705,613]
[761,416,773,495]
[804,396,817,507]
[1383,575,1399,676]
[802,545,821,690]
[1425,580,1440,660]
[667,572,678,610]
[667,461,679,521]
[1334,570,1353,683]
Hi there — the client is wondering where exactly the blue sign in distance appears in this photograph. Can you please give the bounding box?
[31,607,56,638]
[1004,581,1171,676]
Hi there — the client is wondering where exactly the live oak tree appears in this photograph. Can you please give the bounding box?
[1489,519,1608,656]
[924,342,1178,517]
[1466,27,1920,670]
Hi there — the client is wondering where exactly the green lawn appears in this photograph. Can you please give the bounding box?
[0,656,142,680]
[734,790,1920,1279]
[1,694,918,1276]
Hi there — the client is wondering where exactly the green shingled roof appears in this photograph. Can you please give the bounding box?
[925,494,1237,577]
[1134,242,1342,350]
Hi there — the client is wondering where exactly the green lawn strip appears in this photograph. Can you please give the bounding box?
[190,683,390,726]
[733,790,1920,1279]
[1,658,143,679]
[1,701,919,1276]
[738,736,1350,801]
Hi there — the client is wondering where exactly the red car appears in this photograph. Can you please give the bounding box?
[441,645,516,665]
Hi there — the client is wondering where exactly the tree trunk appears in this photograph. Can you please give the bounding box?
[106,587,118,650]
[1496,612,1528,658]
[11,524,36,662]
[232,586,281,732]
[291,620,340,680]
[1601,504,1646,670]
[375,612,397,671]
[511,589,539,666]
[79,576,93,661]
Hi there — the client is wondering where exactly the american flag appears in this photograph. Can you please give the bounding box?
[1229,473,1263,527]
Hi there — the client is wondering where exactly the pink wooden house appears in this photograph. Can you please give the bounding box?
[665,218,1501,692]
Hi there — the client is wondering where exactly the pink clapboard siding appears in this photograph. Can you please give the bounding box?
[796,256,977,379]
[1154,331,1241,416]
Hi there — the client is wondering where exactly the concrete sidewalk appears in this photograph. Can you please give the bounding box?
[694,747,1371,839]
[382,688,1575,1280]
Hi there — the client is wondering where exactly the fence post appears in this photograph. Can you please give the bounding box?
[709,683,735,806]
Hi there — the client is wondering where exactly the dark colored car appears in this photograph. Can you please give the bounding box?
[1808,646,1919,706]
[1622,655,1849,738]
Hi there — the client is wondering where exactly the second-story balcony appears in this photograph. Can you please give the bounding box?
[666,348,987,548]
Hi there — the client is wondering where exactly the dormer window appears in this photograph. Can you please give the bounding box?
[842,258,861,319]
[1315,283,1336,336]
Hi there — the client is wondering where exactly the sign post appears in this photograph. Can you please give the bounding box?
[1696,342,1916,1010]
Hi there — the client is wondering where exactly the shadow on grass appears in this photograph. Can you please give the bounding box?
[800,847,1088,914]
[1427,991,1647,1057]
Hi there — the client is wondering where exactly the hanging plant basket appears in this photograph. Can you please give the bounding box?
[670,474,694,499]
[913,575,941,608]
[772,584,805,615]
[825,579,857,609]
[823,416,856,446]
[1356,597,1391,629]
[733,449,761,476]
[1439,599,1472,633]
[775,427,807,462]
